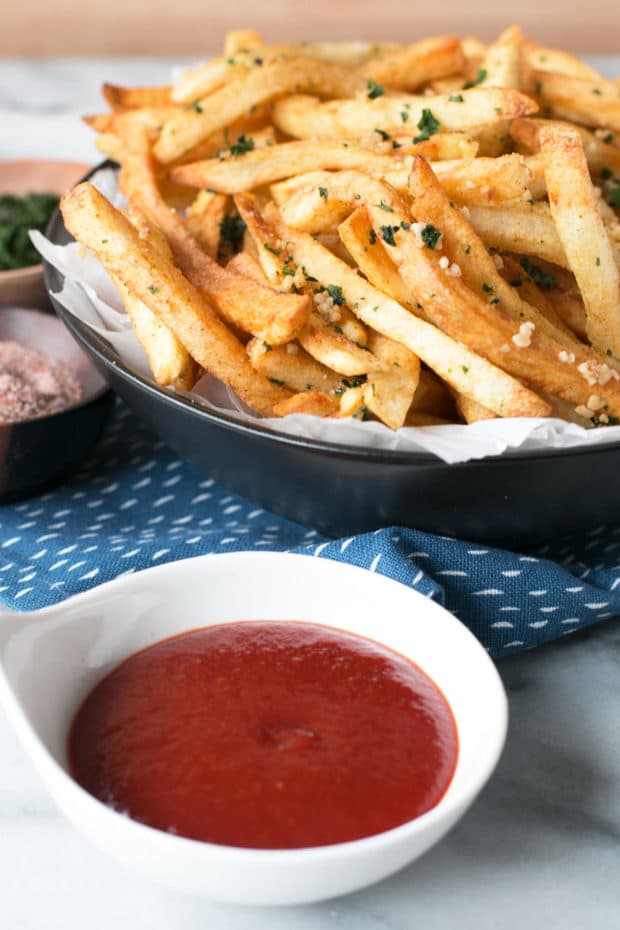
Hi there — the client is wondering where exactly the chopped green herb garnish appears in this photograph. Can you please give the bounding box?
[268,378,285,386]
[218,213,246,259]
[263,342,272,352]
[376,200,394,212]
[374,128,390,140]
[592,88,603,95]
[369,229,377,245]
[228,134,254,158]
[379,225,399,246]
[302,265,318,282]
[327,284,346,305]
[509,277,523,287]
[281,267,295,275]
[400,110,409,123]
[413,108,440,143]
[0,192,60,271]
[367,79,384,99]
[464,245,471,255]
[463,68,487,89]
[462,365,469,373]
[148,285,159,294]
[263,242,281,255]
[420,223,442,250]
[482,283,493,293]
[519,257,556,289]
[602,132,614,144]
[448,94,464,103]
[352,405,372,421]
[318,186,329,200]
[608,185,620,207]
[189,100,203,113]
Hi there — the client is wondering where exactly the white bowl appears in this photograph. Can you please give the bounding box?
[0,552,507,906]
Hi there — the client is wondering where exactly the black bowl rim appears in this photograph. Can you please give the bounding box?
[42,159,620,467]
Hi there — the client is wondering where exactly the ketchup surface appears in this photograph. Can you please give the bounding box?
[69,621,458,849]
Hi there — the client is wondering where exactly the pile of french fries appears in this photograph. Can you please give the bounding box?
[60,25,620,430]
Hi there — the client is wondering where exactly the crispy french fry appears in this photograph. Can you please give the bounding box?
[478,25,522,88]
[297,311,382,376]
[247,337,343,393]
[61,183,290,415]
[184,190,229,259]
[272,87,537,140]
[102,83,173,110]
[410,369,458,419]
[521,42,603,93]
[363,331,420,429]
[269,212,550,418]
[541,123,620,357]
[532,71,620,131]
[359,36,466,91]
[466,201,568,267]
[511,117,620,178]
[273,391,339,418]
[224,28,264,56]
[117,121,311,345]
[338,206,418,311]
[453,393,497,422]
[157,60,366,162]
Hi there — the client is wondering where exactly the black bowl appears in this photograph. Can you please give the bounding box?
[0,306,113,502]
[43,162,620,545]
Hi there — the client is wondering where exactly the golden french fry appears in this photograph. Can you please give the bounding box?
[532,71,620,131]
[511,117,620,179]
[117,121,311,345]
[540,123,620,357]
[157,60,366,162]
[466,201,568,267]
[410,369,458,419]
[478,25,522,88]
[359,36,466,91]
[184,190,229,260]
[102,83,173,110]
[247,337,343,394]
[273,391,339,418]
[338,206,418,312]
[61,183,290,415]
[521,42,603,92]
[454,393,497,422]
[297,311,382,376]
[272,87,537,140]
[363,331,420,429]
[269,212,550,418]
[224,28,264,56]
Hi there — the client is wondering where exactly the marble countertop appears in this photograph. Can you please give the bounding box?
[1,57,620,930]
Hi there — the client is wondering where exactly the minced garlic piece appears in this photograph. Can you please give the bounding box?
[558,350,576,363]
[577,360,620,386]
[512,322,535,348]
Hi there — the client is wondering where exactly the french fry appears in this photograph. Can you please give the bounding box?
[466,202,568,267]
[478,25,521,88]
[117,120,311,345]
[102,83,173,110]
[454,393,497,422]
[532,71,620,132]
[272,87,538,140]
[510,117,620,178]
[247,337,343,393]
[521,42,603,92]
[61,183,290,415]
[223,28,264,56]
[156,60,366,162]
[173,42,393,104]
[363,331,421,429]
[273,391,339,418]
[269,213,550,418]
[540,123,620,357]
[297,311,382,376]
[410,369,458,419]
[338,206,418,312]
[184,190,229,259]
[358,36,466,91]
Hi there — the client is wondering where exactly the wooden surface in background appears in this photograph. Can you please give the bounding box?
[2,0,619,55]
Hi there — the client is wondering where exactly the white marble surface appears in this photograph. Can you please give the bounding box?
[1,57,620,929]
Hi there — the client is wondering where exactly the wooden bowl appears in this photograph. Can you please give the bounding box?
[0,160,92,309]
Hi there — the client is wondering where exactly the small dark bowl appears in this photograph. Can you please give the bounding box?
[43,162,620,545]
[0,307,113,503]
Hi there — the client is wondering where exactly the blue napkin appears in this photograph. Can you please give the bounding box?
[0,401,617,658]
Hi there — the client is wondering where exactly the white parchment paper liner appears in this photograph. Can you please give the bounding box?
[33,166,620,464]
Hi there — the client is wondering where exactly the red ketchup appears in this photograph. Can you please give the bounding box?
[69,621,458,849]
